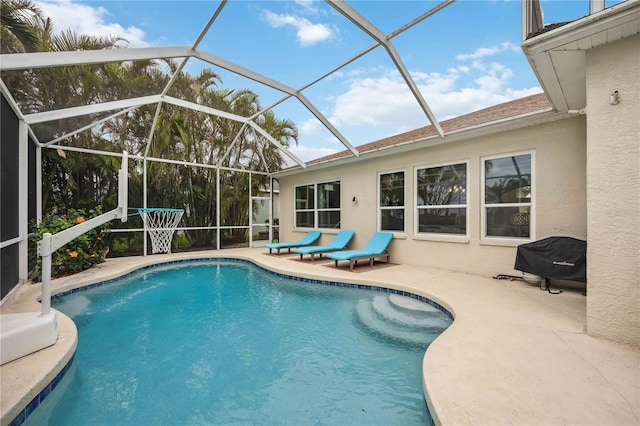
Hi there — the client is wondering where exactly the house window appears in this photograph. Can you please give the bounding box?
[416,162,467,235]
[482,152,534,239]
[295,184,314,228]
[295,181,340,228]
[379,171,405,232]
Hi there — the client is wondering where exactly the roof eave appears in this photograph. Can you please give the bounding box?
[273,108,566,178]
[521,0,640,113]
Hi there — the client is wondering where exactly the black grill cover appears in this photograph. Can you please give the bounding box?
[515,236,587,282]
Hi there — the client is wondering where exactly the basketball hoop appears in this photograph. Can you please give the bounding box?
[138,208,184,254]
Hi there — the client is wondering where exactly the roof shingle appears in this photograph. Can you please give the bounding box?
[307,93,551,165]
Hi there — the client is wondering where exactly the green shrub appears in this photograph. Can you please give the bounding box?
[108,233,144,257]
[29,208,110,281]
[173,233,190,250]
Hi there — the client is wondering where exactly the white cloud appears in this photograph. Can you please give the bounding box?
[299,118,324,136]
[320,40,540,139]
[326,57,541,135]
[456,41,520,61]
[288,144,339,163]
[262,10,334,46]
[330,75,422,128]
[35,0,149,47]
[293,0,322,17]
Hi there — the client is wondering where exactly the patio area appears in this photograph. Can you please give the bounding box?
[1,248,638,425]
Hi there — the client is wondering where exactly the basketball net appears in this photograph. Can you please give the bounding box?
[138,208,184,254]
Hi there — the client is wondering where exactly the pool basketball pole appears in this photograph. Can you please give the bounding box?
[38,152,129,316]
[1,153,128,365]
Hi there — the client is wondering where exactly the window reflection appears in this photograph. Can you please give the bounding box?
[483,154,533,239]
[416,163,467,235]
[485,155,531,204]
[379,171,405,232]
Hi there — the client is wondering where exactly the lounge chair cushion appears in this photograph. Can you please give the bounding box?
[326,232,393,261]
[293,230,355,255]
[265,230,321,254]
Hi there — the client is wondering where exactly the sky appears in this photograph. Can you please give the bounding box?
[33,0,595,162]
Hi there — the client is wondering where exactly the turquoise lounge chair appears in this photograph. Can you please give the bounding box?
[327,232,393,270]
[293,230,355,262]
[265,230,321,255]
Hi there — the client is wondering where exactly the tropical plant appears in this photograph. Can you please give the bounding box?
[4,10,298,256]
[28,208,110,281]
[0,0,41,53]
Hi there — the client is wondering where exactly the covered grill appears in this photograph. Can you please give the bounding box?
[515,236,587,283]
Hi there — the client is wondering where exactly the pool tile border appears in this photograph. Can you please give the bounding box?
[15,256,452,425]
[51,257,454,320]
[8,354,75,426]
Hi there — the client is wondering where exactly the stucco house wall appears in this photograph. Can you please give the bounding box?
[585,34,640,346]
[278,116,586,280]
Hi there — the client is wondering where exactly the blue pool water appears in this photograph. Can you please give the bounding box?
[24,260,452,425]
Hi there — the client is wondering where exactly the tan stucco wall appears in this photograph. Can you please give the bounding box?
[585,34,640,347]
[278,117,586,280]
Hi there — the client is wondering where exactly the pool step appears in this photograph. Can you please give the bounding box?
[353,295,451,348]
[388,294,441,313]
[371,295,451,329]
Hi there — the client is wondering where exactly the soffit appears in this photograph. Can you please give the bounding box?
[522,0,640,112]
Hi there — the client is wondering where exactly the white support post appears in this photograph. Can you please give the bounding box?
[36,144,42,223]
[18,121,29,281]
[590,0,605,14]
[269,177,274,243]
[216,168,220,250]
[248,172,252,248]
[143,158,148,256]
[522,0,544,41]
[40,233,52,316]
[118,151,128,221]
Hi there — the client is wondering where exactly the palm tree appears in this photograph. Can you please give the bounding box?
[3,10,298,251]
[2,15,162,213]
[0,0,41,53]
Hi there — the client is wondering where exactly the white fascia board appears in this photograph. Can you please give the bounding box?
[194,50,297,96]
[0,46,193,71]
[24,95,162,124]
[522,0,640,54]
[523,52,569,112]
[162,96,249,123]
[246,121,306,168]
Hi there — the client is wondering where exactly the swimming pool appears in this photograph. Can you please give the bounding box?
[23,259,452,425]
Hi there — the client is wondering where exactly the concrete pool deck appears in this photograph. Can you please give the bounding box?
[1,248,638,425]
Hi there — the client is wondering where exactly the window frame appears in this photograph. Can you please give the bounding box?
[294,180,341,230]
[481,150,535,243]
[377,169,406,235]
[414,160,469,242]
